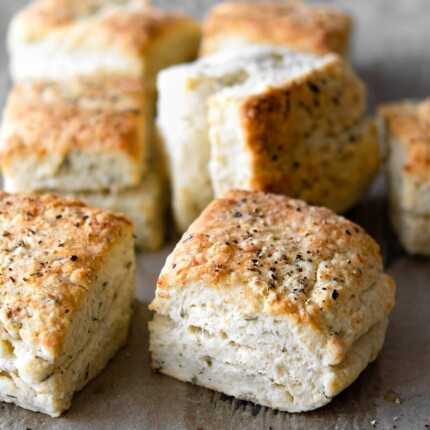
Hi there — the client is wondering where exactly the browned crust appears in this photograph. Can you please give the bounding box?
[0,192,132,357]
[236,59,378,212]
[12,2,200,57]
[154,190,390,320]
[0,76,146,166]
[201,1,352,56]
[378,99,430,179]
[11,0,120,40]
[93,9,200,56]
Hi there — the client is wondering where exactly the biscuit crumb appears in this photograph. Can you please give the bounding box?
[384,390,401,404]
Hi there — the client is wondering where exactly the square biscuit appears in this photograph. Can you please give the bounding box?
[0,76,150,193]
[200,1,352,57]
[0,192,135,416]
[157,46,380,232]
[379,99,430,255]
[8,1,201,83]
[149,189,395,412]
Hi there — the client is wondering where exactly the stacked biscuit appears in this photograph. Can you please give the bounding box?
[0,192,136,416]
[149,189,396,412]
[379,99,430,255]
[158,46,380,231]
[200,1,353,57]
[1,0,201,249]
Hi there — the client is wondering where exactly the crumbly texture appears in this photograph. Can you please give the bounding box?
[200,1,352,57]
[149,189,395,412]
[209,58,379,212]
[8,2,201,82]
[0,76,149,192]
[0,192,135,416]
[379,99,430,254]
[157,46,379,231]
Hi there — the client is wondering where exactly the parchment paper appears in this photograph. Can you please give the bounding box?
[0,1,429,429]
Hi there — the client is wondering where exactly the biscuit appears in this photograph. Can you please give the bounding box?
[200,1,352,57]
[0,192,135,416]
[0,76,150,193]
[379,99,430,255]
[8,1,201,83]
[56,166,167,250]
[157,46,379,231]
[149,189,395,413]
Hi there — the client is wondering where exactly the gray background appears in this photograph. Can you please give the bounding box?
[0,1,430,429]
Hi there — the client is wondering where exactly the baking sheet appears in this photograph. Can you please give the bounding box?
[1,1,430,429]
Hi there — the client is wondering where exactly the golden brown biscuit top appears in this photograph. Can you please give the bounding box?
[0,192,132,358]
[202,1,352,56]
[1,76,145,163]
[12,1,200,55]
[155,190,390,320]
[12,0,147,41]
[379,99,430,179]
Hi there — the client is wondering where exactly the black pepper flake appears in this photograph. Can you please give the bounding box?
[74,222,80,227]
[82,215,90,220]
[308,82,320,94]
[172,263,176,269]
[332,289,339,300]
[58,242,64,247]
[56,214,62,219]
[70,255,78,261]
[240,198,248,204]
[345,229,351,235]
[295,254,303,262]
[293,162,300,169]
[29,229,36,235]
[235,211,242,218]
[246,231,252,238]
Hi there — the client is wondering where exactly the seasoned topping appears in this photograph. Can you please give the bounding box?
[0,192,132,357]
[158,189,384,319]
